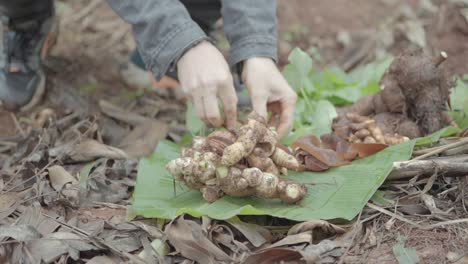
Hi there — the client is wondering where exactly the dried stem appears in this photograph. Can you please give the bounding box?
[433,51,448,67]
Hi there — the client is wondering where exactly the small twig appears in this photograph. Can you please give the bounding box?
[20,190,61,204]
[388,160,468,180]
[337,210,362,264]
[92,201,127,209]
[1,157,58,194]
[437,186,458,197]
[412,138,468,160]
[367,203,424,228]
[42,213,146,264]
[10,113,25,138]
[433,51,448,67]
[367,203,468,230]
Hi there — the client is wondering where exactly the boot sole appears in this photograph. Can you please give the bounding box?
[20,16,58,112]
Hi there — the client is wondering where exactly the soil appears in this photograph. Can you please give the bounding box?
[278,0,468,76]
[1,0,467,263]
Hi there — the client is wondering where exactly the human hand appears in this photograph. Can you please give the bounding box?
[242,57,297,138]
[177,41,238,130]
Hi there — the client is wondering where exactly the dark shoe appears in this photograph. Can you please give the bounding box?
[0,14,58,111]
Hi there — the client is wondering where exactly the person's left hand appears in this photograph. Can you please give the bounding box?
[242,57,297,139]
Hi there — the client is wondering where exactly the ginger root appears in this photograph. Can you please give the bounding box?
[341,113,409,145]
[335,49,455,142]
[222,112,278,166]
[166,112,305,204]
[216,167,306,204]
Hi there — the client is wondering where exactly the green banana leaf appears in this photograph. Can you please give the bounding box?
[128,140,414,221]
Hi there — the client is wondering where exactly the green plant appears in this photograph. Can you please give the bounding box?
[281,48,392,144]
[449,76,468,129]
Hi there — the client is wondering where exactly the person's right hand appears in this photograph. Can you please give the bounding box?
[177,41,238,130]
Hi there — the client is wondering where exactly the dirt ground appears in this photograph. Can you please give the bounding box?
[1,0,468,263]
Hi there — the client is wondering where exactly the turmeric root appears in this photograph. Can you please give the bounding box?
[216,167,306,204]
[338,113,409,145]
[222,116,264,166]
[166,112,305,204]
[271,148,300,171]
[166,151,219,189]
[222,112,278,166]
[335,49,454,138]
[247,148,279,175]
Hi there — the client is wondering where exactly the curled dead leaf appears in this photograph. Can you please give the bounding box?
[349,143,388,158]
[33,108,56,129]
[293,134,389,171]
[243,248,304,264]
[227,218,273,247]
[164,216,232,264]
[288,220,346,243]
[47,165,79,204]
[48,165,77,191]
[66,139,129,162]
[292,135,352,172]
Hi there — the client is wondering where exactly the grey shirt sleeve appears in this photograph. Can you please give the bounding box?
[106,0,209,80]
[221,0,278,66]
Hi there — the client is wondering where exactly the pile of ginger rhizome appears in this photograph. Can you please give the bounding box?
[166,48,456,204]
[167,112,306,204]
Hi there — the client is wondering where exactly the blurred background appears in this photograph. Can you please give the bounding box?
[51,0,468,94]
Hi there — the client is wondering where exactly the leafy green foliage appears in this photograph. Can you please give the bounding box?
[415,126,460,146]
[449,77,468,129]
[392,236,420,264]
[185,102,205,135]
[129,140,414,221]
[281,48,392,144]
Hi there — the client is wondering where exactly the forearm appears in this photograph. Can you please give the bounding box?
[221,0,278,66]
[106,0,209,79]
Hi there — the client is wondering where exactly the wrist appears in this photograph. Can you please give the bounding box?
[176,40,212,68]
[241,57,276,82]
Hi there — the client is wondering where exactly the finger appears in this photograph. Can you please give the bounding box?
[192,95,208,124]
[202,93,223,127]
[277,96,297,139]
[219,81,238,131]
[250,94,268,120]
[266,102,281,128]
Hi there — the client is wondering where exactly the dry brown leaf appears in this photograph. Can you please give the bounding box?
[86,255,118,264]
[119,120,168,159]
[303,153,329,172]
[32,108,56,129]
[165,216,232,264]
[288,220,346,243]
[243,248,304,264]
[16,204,61,236]
[227,218,273,247]
[349,143,388,158]
[48,165,79,204]
[0,224,42,241]
[292,135,354,171]
[0,192,21,222]
[293,134,389,171]
[292,135,349,167]
[27,231,97,263]
[48,165,77,191]
[66,139,129,162]
[0,111,17,138]
[264,232,312,249]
